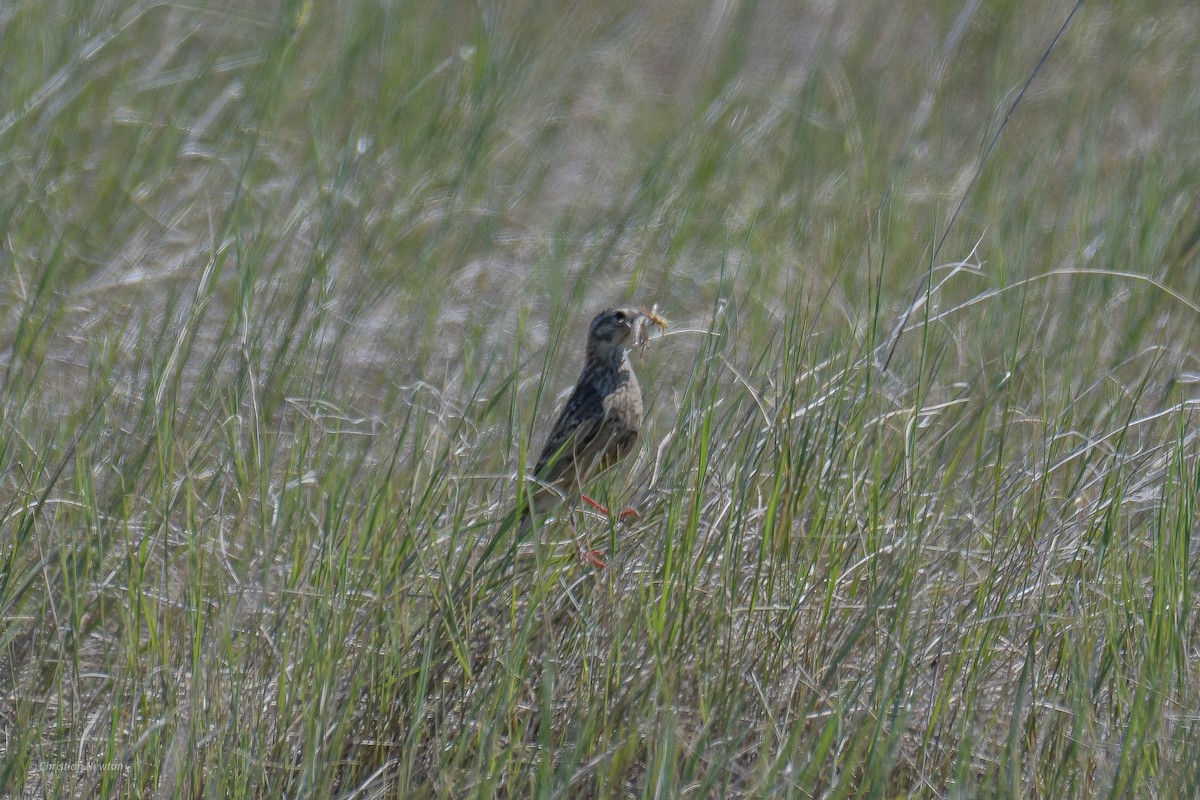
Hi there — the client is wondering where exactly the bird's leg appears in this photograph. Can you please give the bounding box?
[580,494,609,515]
[581,493,640,523]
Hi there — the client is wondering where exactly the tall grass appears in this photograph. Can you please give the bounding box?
[2,0,1199,796]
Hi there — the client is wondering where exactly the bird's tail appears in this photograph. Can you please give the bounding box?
[470,488,540,587]
[464,481,561,594]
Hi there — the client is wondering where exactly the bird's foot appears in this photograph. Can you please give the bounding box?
[579,547,608,569]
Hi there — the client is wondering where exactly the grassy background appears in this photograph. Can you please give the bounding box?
[3,0,1200,796]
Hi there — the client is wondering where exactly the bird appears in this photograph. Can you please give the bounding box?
[517,305,667,541]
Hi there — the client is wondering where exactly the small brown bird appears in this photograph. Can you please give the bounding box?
[518,305,667,537]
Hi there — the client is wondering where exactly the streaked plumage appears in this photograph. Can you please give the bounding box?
[518,306,665,533]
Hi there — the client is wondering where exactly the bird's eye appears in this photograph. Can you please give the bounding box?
[613,311,626,322]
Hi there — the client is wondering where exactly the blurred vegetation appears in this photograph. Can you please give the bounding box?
[2,0,1200,796]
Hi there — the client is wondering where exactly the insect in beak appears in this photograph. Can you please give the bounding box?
[633,305,668,348]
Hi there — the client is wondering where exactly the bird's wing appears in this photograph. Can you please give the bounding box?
[533,380,609,484]
[534,415,603,489]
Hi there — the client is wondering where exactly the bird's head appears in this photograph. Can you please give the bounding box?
[586,306,667,360]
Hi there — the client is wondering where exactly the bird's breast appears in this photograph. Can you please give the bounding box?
[602,364,642,429]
